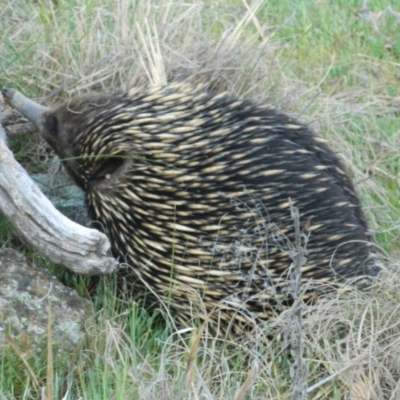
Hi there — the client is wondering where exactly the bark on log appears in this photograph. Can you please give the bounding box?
[0,121,118,275]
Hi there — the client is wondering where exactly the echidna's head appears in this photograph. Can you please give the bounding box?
[2,89,128,189]
[42,93,131,190]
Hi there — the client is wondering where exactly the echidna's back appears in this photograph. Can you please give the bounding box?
[42,83,377,330]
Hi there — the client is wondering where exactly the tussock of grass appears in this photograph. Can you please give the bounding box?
[5,272,400,399]
[1,0,399,398]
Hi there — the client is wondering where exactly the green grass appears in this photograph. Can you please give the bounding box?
[1,0,400,398]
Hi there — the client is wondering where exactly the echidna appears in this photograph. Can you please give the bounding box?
[2,83,376,333]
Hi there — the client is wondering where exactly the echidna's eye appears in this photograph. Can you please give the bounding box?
[89,155,127,186]
[44,115,58,136]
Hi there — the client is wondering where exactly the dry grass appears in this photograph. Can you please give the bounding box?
[2,0,281,100]
[68,267,400,400]
[1,0,400,398]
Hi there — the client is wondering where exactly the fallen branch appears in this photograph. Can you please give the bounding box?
[0,121,118,275]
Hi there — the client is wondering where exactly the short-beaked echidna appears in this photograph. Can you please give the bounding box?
[2,83,376,333]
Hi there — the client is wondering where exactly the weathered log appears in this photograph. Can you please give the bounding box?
[0,118,118,275]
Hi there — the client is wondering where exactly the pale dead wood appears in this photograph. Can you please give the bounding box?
[0,121,118,275]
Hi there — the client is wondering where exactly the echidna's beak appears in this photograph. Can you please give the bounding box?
[2,88,50,131]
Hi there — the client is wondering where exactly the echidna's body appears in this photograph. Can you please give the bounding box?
[3,83,376,333]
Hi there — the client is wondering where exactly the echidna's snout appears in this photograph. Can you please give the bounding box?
[2,88,50,131]
[2,88,16,100]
